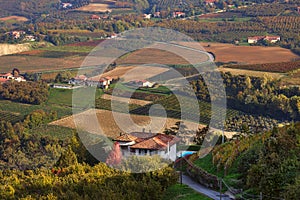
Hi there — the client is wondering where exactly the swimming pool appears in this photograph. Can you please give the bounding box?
[178,151,196,157]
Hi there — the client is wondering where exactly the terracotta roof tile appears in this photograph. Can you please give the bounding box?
[130,134,180,150]
[114,133,138,142]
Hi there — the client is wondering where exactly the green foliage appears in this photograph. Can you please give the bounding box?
[0,162,178,199]
[55,145,78,168]
[23,109,57,130]
[162,184,211,200]
[0,81,49,105]
[246,123,300,198]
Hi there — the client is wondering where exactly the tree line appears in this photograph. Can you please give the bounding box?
[191,72,300,121]
[0,81,49,105]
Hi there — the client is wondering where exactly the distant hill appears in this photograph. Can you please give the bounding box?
[0,0,58,18]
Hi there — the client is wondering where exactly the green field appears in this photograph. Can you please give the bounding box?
[27,124,75,139]
[130,95,241,125]
[0,100,72,119]
[0,110,23,123]
[48,87,103,107]
[163,184,212,200]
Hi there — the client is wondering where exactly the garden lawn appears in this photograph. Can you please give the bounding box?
[163,184,212,200]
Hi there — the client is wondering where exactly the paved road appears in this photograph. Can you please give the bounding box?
[182,175,232,200]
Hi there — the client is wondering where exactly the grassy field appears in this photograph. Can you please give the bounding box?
[0,15,28,22]
[27,124,75,139]
[75,3,113,12]
[0,54,85,73]
[0,110,23,123]
[0,100,72,119]
[116,48,191,65]
[48,87,104,106]
[163,184,212,200]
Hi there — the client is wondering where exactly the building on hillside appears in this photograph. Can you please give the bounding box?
[247,35,280,44]
[143,14,151,19]
[53,84,74,89]
[90,15,101,20]
[173,11,185,18]
[61,3,73,9]
[8,31,26,39]
[0,69,26,83]
[154,12,161,18]
[69,75,87,85]
[24,35,36,42]
[128,80,156,88]
[298,6,300,14]
[205,0,215,6]
[113,132,180,161]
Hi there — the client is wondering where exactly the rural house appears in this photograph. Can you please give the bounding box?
[0,69,26,83]
[128,80,156,88]
[247,35,280,44]
[113,132,180,161]
[90,15,101,20]
[173,11,185,18]
[143,14,151,19]
[205,0,216,6]
[69,75,87,85]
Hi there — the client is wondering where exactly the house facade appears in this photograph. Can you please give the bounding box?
[0,71,26,83]
[69,75,112,89]
[248,35,280,44]
[113,132,180,161]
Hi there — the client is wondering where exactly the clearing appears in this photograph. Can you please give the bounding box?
[200,42,299,64]
[76,3,113,12]
[0,15,28,22]
[89,65,169,81]
[218,67,284,79]
[50,109,205,139]
[101,94,152,106]
[117,48,193,65]
[50,109,236,139]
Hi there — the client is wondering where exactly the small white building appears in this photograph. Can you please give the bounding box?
[128,80,156,88]
[143,14,151,19]
[0,72,26,82]
[69,75,87,85]
[113,132,180,161]
[247,35,280,44]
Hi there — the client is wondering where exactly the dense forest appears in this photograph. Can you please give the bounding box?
[191,72,300,120]
[211,122,300,199]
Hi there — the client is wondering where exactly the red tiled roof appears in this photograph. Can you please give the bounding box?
[114,133,139,142]
[105,76,113,81]
[0,78,9,83]
[74,75,87,80]
[91,15,100,19]
[248,36,265,40]
[130,134,180,150]
[0,73,12,77]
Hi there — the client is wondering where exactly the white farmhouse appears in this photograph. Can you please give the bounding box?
[113,132,180,161]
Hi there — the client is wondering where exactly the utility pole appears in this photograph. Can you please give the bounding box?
[222,130,225,144]
[180,151,183,185]
[260,192,263,200]
[219,178,222,200]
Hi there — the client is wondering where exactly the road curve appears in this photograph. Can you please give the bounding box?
[182,175,232,200]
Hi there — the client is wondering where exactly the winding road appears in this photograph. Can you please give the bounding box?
[182,175,232,200]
